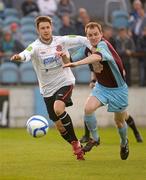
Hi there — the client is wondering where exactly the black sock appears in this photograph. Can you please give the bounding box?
[126,115,139,134]
[58,111,78,143]
[60,130,72,143]
[84,121,90,137]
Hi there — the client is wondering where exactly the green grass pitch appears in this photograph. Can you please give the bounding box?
[0,127,146,180]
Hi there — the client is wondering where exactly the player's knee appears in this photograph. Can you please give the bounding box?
[84,106,94,114]
[54,101,65,116]
[54,107,64,116]
[115,120,124,128]
[54,109,61,116]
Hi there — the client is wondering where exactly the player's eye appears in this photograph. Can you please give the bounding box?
[88,34,92,37]
[94,33,99,36]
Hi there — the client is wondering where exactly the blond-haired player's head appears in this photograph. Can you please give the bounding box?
[85,22,103,47]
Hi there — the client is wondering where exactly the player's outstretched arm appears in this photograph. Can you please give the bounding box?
[63,54,101,68]
[10,54,22,61]
[63,62,78,68]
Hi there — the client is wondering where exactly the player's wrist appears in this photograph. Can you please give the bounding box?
[74,62,79,66]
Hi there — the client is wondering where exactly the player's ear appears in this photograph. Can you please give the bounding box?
[36,26,39,35]
[51,24,54,32]
[86,34,89,40]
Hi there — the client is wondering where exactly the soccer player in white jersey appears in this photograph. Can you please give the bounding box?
[10,16,91,160]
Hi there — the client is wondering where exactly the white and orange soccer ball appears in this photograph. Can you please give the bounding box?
[26,115,49,138]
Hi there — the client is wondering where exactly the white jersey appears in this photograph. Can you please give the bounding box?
[19,35,91,97]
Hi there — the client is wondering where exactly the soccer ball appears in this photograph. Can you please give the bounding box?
[26,115,49,138]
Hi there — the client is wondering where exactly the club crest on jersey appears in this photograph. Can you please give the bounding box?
[56,45,62,51]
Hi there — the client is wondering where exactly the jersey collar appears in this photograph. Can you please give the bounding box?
[39,36,53,45]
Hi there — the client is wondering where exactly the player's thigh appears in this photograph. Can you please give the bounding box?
[84,96,102,114]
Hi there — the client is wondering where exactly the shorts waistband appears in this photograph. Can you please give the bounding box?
[97,83,127,90]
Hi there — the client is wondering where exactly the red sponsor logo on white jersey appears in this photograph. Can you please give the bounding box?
[56,45,62,51]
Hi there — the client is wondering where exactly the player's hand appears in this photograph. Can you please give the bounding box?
[89,82,95,89]
[55,51,65,58]
[126,49,132,56]
[10,54,21,61]
[63,62,77,68]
